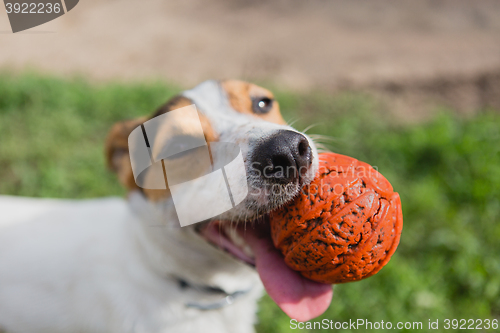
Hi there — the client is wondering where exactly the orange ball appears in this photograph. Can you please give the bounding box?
[270,153,403,284]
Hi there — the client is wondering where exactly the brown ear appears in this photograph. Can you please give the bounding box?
[105,117,146,191]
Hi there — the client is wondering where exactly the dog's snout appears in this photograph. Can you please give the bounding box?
[252,130,312,183]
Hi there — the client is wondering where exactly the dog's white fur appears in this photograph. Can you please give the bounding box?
[0,194,262,333]
[0,80,318,333]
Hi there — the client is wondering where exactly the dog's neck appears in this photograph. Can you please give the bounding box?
[125,191,261,295]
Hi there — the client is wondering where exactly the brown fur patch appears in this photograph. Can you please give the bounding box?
[105,117,146,192]
[151,95,218,143]
[221,80,286,125]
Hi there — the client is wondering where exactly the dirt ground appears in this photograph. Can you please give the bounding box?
[1,0,500,120]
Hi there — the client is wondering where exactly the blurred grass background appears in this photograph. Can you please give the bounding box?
[0,72,499,332]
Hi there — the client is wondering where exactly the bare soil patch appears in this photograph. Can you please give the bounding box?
[1,0,499,119]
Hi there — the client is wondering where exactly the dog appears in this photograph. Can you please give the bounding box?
[0,80,333,333]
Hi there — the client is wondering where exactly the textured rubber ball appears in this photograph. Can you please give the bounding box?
[270,153,403,284]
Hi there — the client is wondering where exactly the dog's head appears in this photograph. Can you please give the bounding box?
[106,79,318,222]
[105,80,331,321]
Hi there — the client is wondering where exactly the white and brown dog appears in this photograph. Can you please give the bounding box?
[0,80,333,333]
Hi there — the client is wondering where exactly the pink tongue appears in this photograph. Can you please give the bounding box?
[239,226,333,322]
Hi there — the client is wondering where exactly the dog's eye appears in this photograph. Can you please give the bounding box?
[252,97,273,114]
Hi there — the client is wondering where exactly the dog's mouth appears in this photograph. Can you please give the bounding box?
[197,215,333,322]
[198,219,257,266]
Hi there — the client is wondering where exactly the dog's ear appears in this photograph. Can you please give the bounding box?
[105,95,193,186]
[105,117,146,191]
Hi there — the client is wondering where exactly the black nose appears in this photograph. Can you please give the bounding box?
[251,130,312,184]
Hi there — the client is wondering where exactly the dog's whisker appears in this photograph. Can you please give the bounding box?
[286,117,302,127]
[309,136,335,153]
[316,147,332,154]
[308,134,338,142]
[302,123,321,133]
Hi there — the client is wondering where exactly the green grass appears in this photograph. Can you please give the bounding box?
[1,72,499,332]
